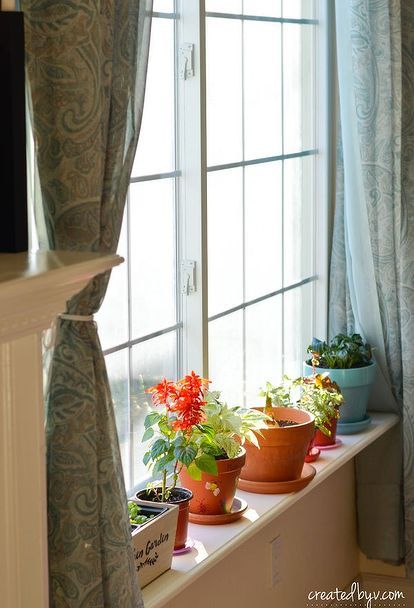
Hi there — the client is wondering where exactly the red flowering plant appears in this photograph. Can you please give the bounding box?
[142,371,217,501]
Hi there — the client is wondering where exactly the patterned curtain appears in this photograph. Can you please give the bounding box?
[331,0,414,573]
[22,1,153,605]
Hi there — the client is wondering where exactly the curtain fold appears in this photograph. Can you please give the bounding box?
[331,0,414,571]
[22,1,153,605]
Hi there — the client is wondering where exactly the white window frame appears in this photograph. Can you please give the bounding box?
[177,0,332,379]
[100,0,333,492]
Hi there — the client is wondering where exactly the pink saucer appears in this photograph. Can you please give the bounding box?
[173,538,194,555]
[305,446,320,462]
[316,438,342,450]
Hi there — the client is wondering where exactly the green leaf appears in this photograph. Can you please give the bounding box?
[143,451,152,466]
[172,435,185,448]
[195,453,218,475]
[158,420,171,436]
[153,453,174,474]
[151,438,168,459]
[174,444,197,467]
[186,461,202,481]
[144,412,161,429]
[142,427,154,442]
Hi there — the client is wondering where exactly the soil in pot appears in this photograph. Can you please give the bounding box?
[240,406,314,483]
[179,448,246,516]
[135,487,192,550]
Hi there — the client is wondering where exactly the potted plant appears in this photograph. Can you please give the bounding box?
[138,372,267,537]
[267,373,344,448]
[239,384,315,489]
[128,499,179,588]
[304,333,376,428]
[179,390,269,517]
[137,371,209,550]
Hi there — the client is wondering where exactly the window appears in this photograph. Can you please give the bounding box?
[97,0,329,492]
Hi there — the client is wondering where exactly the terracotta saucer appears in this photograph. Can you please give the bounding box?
[316,438,342,450]
[188,497,248,525]
[237,463,316,494]
[305,446,320,463]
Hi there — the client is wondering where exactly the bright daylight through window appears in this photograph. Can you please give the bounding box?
[96,0,327,493]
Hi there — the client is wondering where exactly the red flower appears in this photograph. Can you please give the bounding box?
[147,372,210,432]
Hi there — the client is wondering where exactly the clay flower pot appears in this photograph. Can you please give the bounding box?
[135,487,193,550]
[179,448,246,515]
[314,416,338,447]
[240,406,314,482]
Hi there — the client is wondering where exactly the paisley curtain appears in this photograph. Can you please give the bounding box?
[331,0,414,573]
[22,1,153,605]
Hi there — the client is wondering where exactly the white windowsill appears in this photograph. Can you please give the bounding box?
[142,412,399,608]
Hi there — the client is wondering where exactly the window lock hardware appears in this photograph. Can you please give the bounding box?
[179,43,194,80]
[181,260,196,295]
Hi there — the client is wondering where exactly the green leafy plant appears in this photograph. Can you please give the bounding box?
[142,373,268,500]
[195,390,268,458]
[128,501,154,526]
[263,373,343,436]
[306,333,372,369]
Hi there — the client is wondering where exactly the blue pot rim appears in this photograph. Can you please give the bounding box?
[303,360,376,385]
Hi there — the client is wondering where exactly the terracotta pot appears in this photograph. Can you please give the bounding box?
[240,407,314,482]
[179,448,246,515]
[314,416,338,447]
[135,487,192,550]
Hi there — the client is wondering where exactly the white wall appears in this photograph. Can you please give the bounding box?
[166,461,359,608]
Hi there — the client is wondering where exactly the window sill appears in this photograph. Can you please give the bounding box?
[142,412,399,608]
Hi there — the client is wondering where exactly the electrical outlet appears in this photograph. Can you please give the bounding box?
[270,535,282,587]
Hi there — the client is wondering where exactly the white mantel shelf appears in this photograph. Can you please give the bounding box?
[0,250,123,342]
[142,412,399,608]
[0,250,123,608]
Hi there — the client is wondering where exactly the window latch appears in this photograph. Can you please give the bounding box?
[179,43,194,80]
[181,260,196,295]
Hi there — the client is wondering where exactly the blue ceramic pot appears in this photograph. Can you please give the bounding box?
[303,360,377,423]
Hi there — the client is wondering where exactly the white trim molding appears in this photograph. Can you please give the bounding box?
[0,250,123,608]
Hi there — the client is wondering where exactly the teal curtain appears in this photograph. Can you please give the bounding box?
[22,1,153,605]
[331,0,414,571]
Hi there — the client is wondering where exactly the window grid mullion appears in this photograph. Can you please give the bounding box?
[173,0,181,380]
[281,16,286,377]
[241,0,247,407]
[206,149,318,172]
[208,275,318,323]
[126,188,134,491]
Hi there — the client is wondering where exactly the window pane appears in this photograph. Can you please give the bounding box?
[153,0,174,12]
[132,18,175,177]
[96,209,128,351]
[208,168,243,316]
[283,24,315,154]
[283,156,314,285]
[130,179,176,338]
[245,162,283,300]
[283,283,313,377]
[244,21,282,159]
[206,0,242,13]
[282,0,315,19]
[243,0,281,17]
[106,349,131,486]
[206,17,243,166]
[209,312,243,405]
[245,296,283,405]
[131,332,177,488]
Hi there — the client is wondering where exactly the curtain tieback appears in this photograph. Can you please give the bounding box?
[59,313,94,322]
